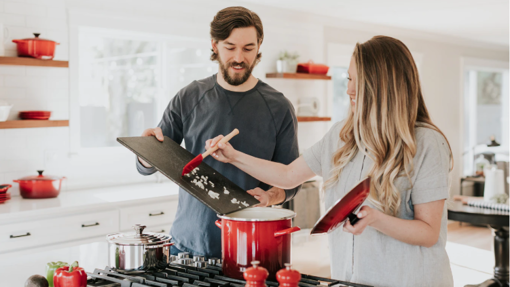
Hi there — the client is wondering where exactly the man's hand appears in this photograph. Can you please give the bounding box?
[247,187,286,207]
[138,127,164,168]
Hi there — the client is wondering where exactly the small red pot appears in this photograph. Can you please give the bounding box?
[215,207,301,281]
[13,170,65,199]
[12,33,59,60]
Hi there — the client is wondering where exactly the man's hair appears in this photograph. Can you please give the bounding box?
[210,6,263,62]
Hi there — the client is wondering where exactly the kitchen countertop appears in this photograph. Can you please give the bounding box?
[0,182,180,223]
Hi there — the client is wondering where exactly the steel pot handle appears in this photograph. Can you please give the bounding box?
[274,226,300,237]
[215,220,222,229]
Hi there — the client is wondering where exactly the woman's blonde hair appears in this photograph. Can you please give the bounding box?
[324,36,452,216]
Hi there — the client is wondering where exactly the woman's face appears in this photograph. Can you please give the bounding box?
[346,56,357,112]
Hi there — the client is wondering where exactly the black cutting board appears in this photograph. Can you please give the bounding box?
[117,136,259,215]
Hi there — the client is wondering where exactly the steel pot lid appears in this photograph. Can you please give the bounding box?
[218,207,296,222]
[15,170,64,181]
[107,224,171,246]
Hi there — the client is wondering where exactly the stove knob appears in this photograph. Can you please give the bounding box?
[193,255,205,262]
[178,252,190,259]
[208,258,217,265]
[194,261,208,268]
[169,255,178,262]
[178,258,193,265]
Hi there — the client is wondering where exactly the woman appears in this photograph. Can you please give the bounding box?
[207,36,454,287]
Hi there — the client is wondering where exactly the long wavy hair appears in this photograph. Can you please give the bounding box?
[324,36,452,216]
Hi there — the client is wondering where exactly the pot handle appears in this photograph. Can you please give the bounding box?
[163,242,175,247]
[274,226,301,238]
[215,220,222,229]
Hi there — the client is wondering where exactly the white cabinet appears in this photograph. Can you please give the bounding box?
[0,210,119,253]
[119,201,178,231]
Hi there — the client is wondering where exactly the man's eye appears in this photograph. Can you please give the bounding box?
[244,49,253,52]
[226,48,234,51]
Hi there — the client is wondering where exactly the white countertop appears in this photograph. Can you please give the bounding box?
[0,182,180,222]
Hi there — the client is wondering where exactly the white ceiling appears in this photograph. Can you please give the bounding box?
[238,0,509,47]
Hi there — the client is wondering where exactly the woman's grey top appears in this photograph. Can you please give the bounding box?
[303,121,453,287]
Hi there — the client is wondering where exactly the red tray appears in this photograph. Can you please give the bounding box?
[311,177,371,235]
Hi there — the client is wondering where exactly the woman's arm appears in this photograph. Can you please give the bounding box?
[343,199,445,247]
[205,136,315,189]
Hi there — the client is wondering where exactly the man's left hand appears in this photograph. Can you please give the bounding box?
[247,187,286,207]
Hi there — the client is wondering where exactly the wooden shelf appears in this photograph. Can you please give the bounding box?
[0,120,69,129]
[0,57,68,68]
[266,73,331,80]
[297,117,331,122]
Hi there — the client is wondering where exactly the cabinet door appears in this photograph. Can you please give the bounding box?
[0,210,119,253]
[120,201,178,231]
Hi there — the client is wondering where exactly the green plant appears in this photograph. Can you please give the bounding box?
[278,51,299,61]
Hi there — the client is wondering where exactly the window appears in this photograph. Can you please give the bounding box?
[462,59,509,176]
[77,28,216,149]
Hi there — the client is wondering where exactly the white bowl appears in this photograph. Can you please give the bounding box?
[0,104,13,122]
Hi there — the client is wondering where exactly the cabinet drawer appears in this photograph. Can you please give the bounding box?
[146,224,172,234]
[120,201,178,231]
[0,210,119,253]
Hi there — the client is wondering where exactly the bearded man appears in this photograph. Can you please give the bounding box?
[136,6,300,258]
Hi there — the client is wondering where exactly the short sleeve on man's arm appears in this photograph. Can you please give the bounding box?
[270,106,301,202]
[411,129,451,205]
[136,92,184,176]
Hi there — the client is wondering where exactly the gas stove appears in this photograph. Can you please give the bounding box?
[87,256,372,287]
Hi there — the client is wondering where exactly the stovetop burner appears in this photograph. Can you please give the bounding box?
[87,261,372,287]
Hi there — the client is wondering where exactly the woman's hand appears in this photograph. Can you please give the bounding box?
[205,135,238,163]
[343,205,381,235]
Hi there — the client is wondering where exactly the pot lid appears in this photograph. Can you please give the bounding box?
[310,177,371,235]
[218,207,296,222]
[18,33,57,43]
[16,170,63,181]
[107,224,171,246]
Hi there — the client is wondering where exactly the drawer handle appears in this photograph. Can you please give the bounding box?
[149,211,165,217]
[10,232,31,238]
[82,222,100,228]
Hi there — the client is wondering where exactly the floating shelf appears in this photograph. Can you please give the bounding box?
[266,73,331,80]
[0,120,69,129]
[0,57,68,68]
[297,117,331,122]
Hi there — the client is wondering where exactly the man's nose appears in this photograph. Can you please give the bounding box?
[233,49,243,63]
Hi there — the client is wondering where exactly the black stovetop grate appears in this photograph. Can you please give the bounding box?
[87,263,372,287]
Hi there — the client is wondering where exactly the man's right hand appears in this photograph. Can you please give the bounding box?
[138,127,164,168]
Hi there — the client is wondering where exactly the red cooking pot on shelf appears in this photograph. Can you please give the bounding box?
[12,33,59,60]
[13,170,65,199]
[215,207,301,281]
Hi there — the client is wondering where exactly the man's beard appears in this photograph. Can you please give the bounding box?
[218,55,255,86]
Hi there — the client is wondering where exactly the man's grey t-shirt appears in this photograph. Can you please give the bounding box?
[137,74,300,258]
[302,120,453,287]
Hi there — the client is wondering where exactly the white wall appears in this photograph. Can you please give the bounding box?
[0,0,507,196]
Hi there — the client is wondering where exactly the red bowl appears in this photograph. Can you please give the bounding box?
[0,184,12,193]
[19,111,51,120]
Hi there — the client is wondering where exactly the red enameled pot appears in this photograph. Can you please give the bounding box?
[215,207,301,280]
[13,170,65,199]
[12,33,59,60]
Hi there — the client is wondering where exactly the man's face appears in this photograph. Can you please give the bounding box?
[213,27,260,86]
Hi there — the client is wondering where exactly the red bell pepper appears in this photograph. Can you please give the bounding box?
[53,261,87,287]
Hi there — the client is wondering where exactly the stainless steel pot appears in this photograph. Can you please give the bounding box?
[106,224,173,271]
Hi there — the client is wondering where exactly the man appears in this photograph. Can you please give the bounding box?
[137,6,300,258]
